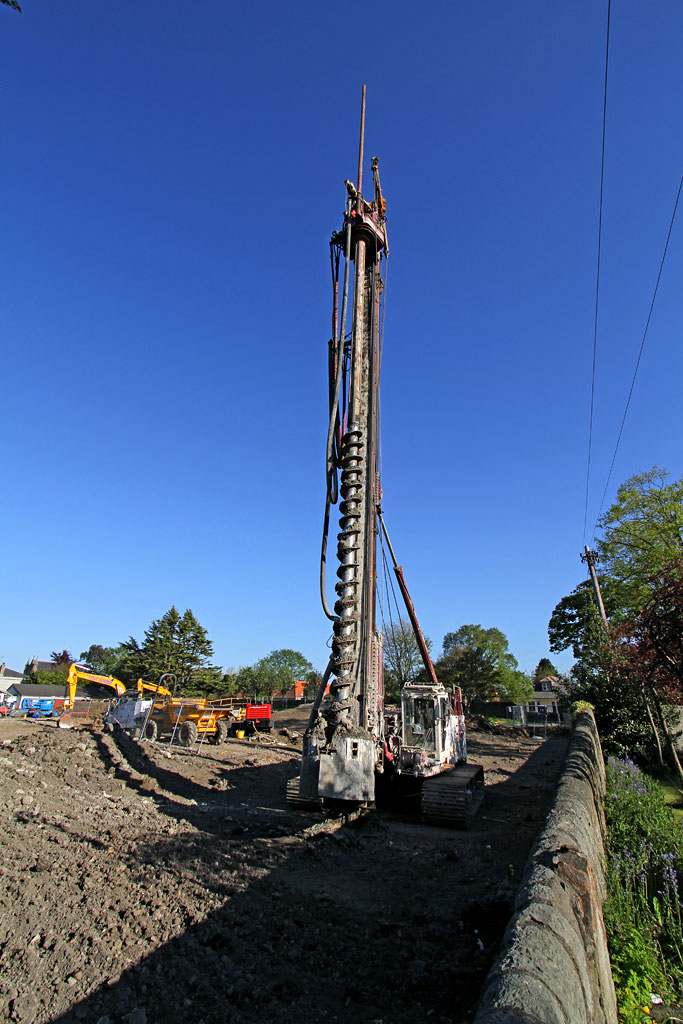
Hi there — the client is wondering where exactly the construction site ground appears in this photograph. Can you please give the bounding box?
[0,706,569,1024]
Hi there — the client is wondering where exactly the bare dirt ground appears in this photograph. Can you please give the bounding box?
[0,707,568,1024]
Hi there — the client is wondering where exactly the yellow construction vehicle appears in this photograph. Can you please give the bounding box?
[136,677,173,699]
[141,696,239,747]
[64,663,127,708]
[57,664,128,728]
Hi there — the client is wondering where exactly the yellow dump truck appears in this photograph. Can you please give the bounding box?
[141,696,239,747]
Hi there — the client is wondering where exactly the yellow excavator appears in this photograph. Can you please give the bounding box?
[64,664,174,707]
[59,665,173,728]
[64,664,126,708]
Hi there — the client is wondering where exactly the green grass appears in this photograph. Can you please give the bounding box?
[659,776,683,823]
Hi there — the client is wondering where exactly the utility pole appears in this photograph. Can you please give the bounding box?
[581,546,608,626]
[581,546,665,766]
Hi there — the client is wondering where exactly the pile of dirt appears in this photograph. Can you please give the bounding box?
[0,715,568,1024]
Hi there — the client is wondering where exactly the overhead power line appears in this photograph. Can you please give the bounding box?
[592,172,683,535]
[583,0,612,546]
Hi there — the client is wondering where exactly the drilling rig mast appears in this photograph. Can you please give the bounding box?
[294,88,484,825]
[299,86,387,803]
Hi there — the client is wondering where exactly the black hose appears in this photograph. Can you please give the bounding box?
[307,656,334,729]
[320,203,353,621]
[325,206,352,506]
[319,493,336,621]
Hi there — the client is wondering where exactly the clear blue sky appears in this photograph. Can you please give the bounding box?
[2,2,682,678]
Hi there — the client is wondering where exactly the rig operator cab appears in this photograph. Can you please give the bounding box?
[398,683,466,777]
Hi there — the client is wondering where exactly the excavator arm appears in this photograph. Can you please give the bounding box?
[136,678,172,699]
[65,664,126,709]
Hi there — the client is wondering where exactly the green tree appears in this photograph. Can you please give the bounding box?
[383,617,431,703]
[533,657,558,684]
[504,669,535,706]
[548,576,631,658]
[436,625,532,711]
[26,666,69,687]
[245,649,315,700]
[564,617,658,766]
[121,607,223,696]
[1,2,21,12]
[550,469,683,769]
[79,644,127,676]
[596,466,683,613]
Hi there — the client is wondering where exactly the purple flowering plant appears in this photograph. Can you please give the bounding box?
[604,757,683,1015]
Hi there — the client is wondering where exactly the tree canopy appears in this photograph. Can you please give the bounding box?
[596,467,683,612]
[51,649,73,666]
[119,607,223,696]
[549,467,683,773]
[435,625,532,710]
[235,649,316,699]
[79,645,128,677]
[533,658,558,683]
[548,576,631,658]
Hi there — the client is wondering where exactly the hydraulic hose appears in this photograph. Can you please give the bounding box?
[325,201,353,506]
[320,201,353,621]
[307,656,334,729]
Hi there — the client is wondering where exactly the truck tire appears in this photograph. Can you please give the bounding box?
[211,719,229,745]
[179,720,198,748]
[144,719,159,742]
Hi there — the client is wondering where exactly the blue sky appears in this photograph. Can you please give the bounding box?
[2,1,682,678]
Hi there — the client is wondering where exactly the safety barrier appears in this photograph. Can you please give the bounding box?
[474,711,618,1024]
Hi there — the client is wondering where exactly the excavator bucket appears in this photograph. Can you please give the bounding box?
[57,711,89,730]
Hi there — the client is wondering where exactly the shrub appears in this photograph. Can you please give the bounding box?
[604,757,683,1021]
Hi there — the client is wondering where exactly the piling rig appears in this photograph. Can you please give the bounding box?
[291,89,483,826]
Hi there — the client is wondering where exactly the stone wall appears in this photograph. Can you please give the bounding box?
[474,711,618,1024]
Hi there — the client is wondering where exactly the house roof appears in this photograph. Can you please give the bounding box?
[27,660,60,674]
[0,666,25,679]
[9,683,90,699]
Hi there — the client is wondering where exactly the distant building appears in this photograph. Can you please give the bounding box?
[526,675,562,722]
[0,663,26,697]
[269,679,331,705]
[24,658,60,675]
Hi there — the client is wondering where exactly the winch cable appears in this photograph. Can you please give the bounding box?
[379,541,394,637]
[378,522,386,627]
[379,531,402,637]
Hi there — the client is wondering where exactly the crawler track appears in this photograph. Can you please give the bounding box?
[421,763,486,827]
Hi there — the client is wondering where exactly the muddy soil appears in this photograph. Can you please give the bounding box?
[0,709,568,1024]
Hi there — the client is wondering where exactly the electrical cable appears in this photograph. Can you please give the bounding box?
[583,0,612,545]
[591,172,683,536]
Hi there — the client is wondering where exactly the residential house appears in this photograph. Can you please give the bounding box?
[526,675,563,723]
[0,663,26,703]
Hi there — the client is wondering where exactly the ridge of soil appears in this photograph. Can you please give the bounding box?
[0,709,568,1024]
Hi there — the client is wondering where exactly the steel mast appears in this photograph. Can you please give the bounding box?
[299,87,388,803]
